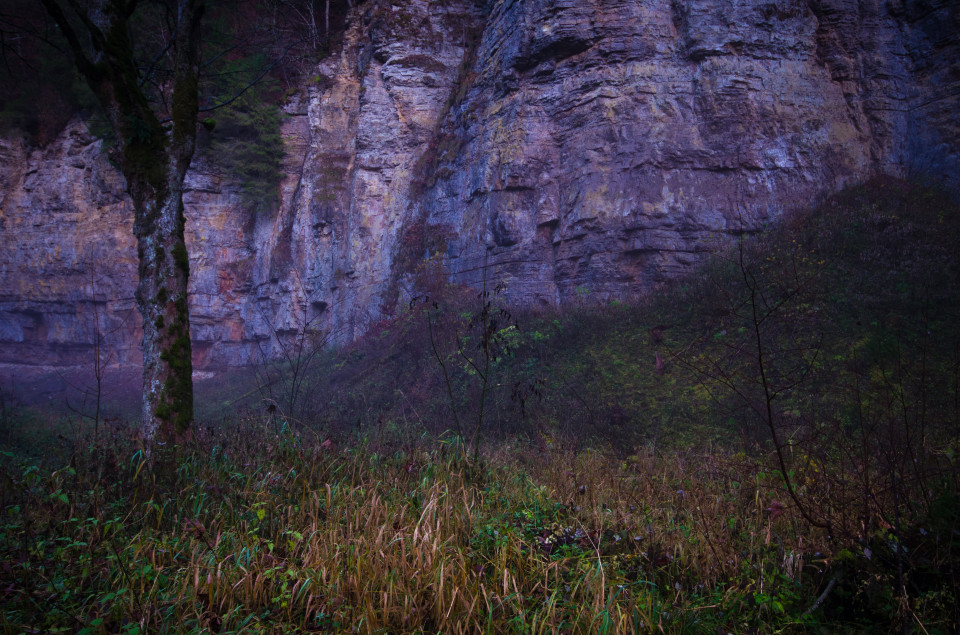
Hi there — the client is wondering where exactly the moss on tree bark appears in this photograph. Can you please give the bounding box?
[41,0,205,443]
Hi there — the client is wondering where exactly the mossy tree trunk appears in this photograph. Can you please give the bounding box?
[41,0,204,443]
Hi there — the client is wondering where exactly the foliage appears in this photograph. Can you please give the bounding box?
[1,1,359,214]
[3,178,959,631]
[227,179,959,456]
[4,422,955,633]
[192,0,361,215]
[423,270,519,466]
[200,51,285,215]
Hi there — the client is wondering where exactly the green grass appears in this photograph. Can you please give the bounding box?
[0,426,928,633]
[2,423,956,633]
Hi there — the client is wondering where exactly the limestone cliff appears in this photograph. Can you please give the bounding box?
[420,0,959,303]
[0,0,957,371]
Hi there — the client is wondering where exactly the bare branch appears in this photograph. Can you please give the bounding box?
[197,39,301,113]
[39,0,97,78]
[63,0,107,53]
[138,27,177,88]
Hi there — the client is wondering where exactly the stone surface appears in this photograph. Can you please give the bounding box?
[420,0,959,305]
[0,0,957,373]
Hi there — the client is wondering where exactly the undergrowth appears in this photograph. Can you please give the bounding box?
[2,179,959,632]
[4,424,955,633]
[249,179,960,456]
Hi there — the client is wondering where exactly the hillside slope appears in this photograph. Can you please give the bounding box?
[250,179,958,456]
[3,180,959,633]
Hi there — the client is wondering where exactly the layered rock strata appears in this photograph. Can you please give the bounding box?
[0,0,957,371]
[419,0,959,304]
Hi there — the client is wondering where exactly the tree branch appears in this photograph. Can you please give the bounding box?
[39,0,97,78]
[740,238,831,530]
[197,39,301,113]
[63,0,107,53]
[138,27,177,88]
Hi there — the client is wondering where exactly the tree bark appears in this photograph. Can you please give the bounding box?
[41,0,204,443]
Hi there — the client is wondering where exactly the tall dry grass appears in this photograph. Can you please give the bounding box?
[2,424,892,634]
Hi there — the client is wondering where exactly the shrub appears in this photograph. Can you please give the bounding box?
[201,54,285,215]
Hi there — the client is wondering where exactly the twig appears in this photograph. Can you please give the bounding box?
[802,574,838,617]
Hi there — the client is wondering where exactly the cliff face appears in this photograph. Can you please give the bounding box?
[0,0,957,371]
[420,0,958,303]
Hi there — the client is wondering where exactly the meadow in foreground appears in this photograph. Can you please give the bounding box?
[3,424,955,634]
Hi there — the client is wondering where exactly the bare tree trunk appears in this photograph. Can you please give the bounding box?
[306,1,318,51]
[41,0,205,443]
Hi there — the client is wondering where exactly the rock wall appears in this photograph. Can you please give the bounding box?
[419,0,959,304]
[0,0,957,372]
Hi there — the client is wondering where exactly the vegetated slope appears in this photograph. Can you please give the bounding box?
[266,178,959,454]
[2,179,958,633]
